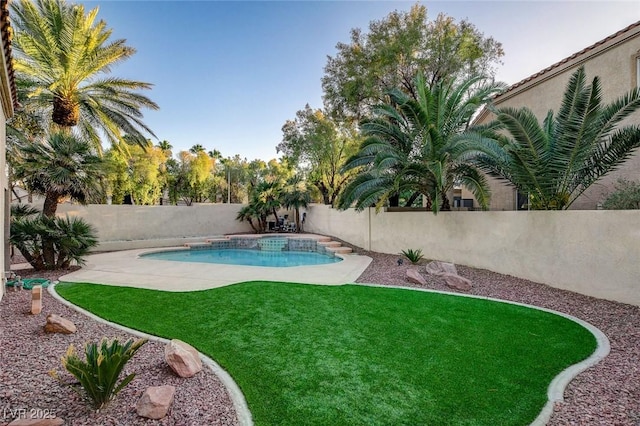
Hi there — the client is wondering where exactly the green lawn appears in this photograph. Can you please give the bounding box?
[56,281,596,426]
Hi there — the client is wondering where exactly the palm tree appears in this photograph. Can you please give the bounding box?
[156,140,173,158]
[256,180,282,225]
[13,132,104,218]
[339,73,506,214]
[11,0,158,148]
[475,66,640,210]
[282,176,312,232]
[190,144,206,154]
[236,204,261,233]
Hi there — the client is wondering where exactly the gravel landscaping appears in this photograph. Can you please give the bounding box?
[2,250,639,425]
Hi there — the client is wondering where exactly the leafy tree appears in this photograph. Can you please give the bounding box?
[104,143,167,205]
[322,4,503,120]
[339,73,505,214]
[278,105,361,205]
[11,0,158,149]
[602,179,640,210]
[475,66,640,210]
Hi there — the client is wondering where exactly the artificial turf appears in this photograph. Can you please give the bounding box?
[56,281,597,425]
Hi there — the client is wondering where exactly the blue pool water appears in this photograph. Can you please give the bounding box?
[142,249,342,267]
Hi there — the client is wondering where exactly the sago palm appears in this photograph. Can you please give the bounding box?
[475,66,640,210]
[11,0,158,148]
[339,73,505,214]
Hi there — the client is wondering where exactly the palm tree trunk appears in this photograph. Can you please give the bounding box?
[42,192,59,269]
[42,191,59,218]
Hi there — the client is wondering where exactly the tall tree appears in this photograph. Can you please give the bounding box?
[322,4,503,121]
[278,105,361,205]
[339,73,505,214]
[475,66,640,210]
[11,0,158,149]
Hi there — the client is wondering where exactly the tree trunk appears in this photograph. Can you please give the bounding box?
[42,192,59,269]
[42,191,59,218]
[52,96,79,127]
[441,192,451,211]
[405,192,421,207]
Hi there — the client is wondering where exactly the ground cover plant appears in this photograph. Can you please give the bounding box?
[56,281,597,425]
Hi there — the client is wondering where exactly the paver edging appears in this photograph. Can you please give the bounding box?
[47,284,253,426]
[355,283,611,426]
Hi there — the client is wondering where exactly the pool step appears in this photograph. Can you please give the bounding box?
[318,241,342,247]
[326,246,353,254]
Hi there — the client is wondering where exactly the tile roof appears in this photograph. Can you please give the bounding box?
[1,0,17,109]
[495,19,640,101]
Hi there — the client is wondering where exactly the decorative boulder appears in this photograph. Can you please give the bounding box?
[164,339,202,378]
[136,385,176,419]
[44,314,77,334]
[443,273,473,291]
[425,261,458,276]
[8,418,64,426]
[406,269,427,286]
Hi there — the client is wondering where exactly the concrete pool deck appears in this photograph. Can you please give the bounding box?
[59,241,372,291]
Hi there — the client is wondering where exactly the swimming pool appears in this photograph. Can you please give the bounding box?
[142,248,341,267]
[140,236,342,267]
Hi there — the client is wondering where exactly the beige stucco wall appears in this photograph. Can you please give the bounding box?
[305,204,640,306]
[55,204,253,251]
[477,26,640,210]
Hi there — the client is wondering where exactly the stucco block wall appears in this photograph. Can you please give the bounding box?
[477,26,640,210]
[55,204,253,250]
[305,204,640,306]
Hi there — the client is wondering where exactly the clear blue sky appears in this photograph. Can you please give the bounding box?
[82,1,640,161]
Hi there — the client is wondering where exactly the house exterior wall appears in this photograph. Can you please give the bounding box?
[0,0,15,302]
[476,22,640,210]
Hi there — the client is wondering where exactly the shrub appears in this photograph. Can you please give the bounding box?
[10,210,98,270]
[602,179,640,210]
[50,338,148,409]
[401,248,424,264]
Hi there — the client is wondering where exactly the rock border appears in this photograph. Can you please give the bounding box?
[47,284,253,426]
[356,283,611,426]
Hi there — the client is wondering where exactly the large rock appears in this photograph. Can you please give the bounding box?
[8,418,64,426]
[44,314,76,334]
[443,273,472,291]
[164,339,202,378]
[425,261,458,276]
[406,268,427,286]
[136,385,176,420]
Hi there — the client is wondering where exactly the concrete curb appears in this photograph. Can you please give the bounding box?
[47,284,253,426]
[356,283,611,426]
